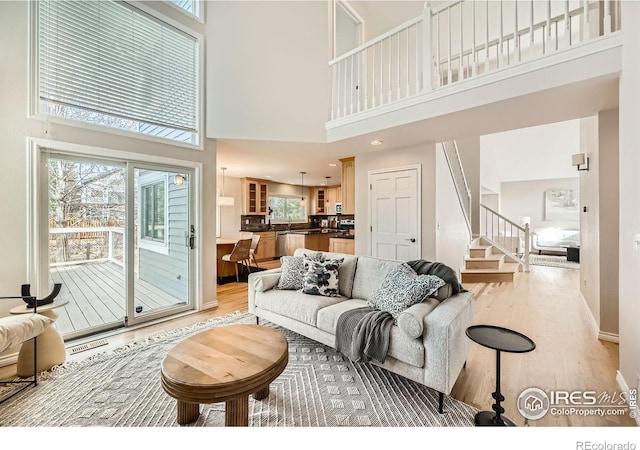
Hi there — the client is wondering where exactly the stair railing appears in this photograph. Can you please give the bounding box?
[480,204,530,272]
[441,140,471,236]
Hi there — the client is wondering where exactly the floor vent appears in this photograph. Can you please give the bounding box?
[68,339,109,355]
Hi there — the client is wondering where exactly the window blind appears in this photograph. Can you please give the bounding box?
[38,0,199,133]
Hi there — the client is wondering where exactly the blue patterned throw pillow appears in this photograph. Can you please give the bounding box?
[368,263,445,318]
[300,258,344,297]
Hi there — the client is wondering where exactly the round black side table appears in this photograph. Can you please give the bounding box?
[466,325,536,426]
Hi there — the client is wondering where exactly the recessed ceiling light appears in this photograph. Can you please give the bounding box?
[371,140,383,146]
[265,175,271,178]
[329,163,337,167]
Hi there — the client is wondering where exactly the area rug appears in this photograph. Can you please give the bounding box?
[529,254,579,269]
[0,312,477,427]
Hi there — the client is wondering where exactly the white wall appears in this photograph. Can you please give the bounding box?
[217,175,243,239]
[480,119,582,194]
[435,147,472,275]
[501,178,580,232]
[0,2,218,322]
[456,137,481,235]
[355,143,437,259]
[618,1,640,403]
[206,1,329,143]
[347,1,423,41]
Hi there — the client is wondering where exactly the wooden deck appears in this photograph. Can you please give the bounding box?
[50,262,185,337]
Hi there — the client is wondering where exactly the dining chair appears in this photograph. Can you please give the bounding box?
[249,234,261,269]
[221,238,253,282]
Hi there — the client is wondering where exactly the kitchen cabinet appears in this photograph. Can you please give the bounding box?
[254,231,276,261]
[241,178,269,215]
[311,187,326,215]
[340,157,355,215]
[326,187,339,215]
[286,231,342,255]
[286,233,306,256]
[329,237,355,254]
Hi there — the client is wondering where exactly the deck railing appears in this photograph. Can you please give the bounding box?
[329,0,621,120]
[49,227,124,267]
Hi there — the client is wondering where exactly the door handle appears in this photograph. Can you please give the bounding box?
[185,225,196,249]
[406,238,416,243]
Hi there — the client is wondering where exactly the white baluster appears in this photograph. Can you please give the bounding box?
[423,4,432,92]
[436,11,442,87]
[397,31,401,100]
[331,63,336,120]
[564,0,570,48]
[459,2,464,81]
[485,0,490,73]
[499,0,504,68]
[343,57,347,117]
[530,0,535,59]
[372,43,376,108]
[603,0,612,34]
[350,54,354,115]
[356,51,361,113]
[363,46,368,111]
[447,6,452,84]
[514,0,520,63]
[546,0,553,53]
[380,40,384,104]
[582,0,590,42]
[415,22,420,93]
[472,0,477,76]
[388,36,392,100]
[405,26,410,98]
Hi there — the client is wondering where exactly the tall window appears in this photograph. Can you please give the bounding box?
[142,181,166,242]
[270,196,307,223]
[37,0,200,144]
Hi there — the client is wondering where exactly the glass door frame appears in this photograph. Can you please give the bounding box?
[29,138,202,338]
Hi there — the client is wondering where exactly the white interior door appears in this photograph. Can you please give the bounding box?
[369,167,420,261]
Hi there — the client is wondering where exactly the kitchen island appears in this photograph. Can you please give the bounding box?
[284,229,349,255]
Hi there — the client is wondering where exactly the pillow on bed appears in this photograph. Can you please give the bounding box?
[367,263,445,318]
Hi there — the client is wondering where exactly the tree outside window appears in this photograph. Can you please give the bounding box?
[269,195,307,222]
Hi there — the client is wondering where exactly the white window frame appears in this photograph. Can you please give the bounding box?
[138,173,170,255]
[29,1,205,151]
[332,0,365,59]
[167,0,204,23]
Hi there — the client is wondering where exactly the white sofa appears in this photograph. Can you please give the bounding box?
[531,228,580,254]
[247,248,475,412]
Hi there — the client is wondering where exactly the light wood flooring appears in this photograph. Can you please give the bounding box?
[1,260,634,426]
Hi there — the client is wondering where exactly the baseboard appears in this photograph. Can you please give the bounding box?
[598,331,620,343]
[579,291,600,338]
[616,371,640,427]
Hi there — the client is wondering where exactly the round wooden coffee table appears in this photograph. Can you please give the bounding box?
[161,324,288,426]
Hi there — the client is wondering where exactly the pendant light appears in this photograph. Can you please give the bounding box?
[217,167,234,207]
[299,171,306,206]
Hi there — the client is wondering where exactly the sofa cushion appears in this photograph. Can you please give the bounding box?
[351,256,402,301]
[254,289,345,326]
[316,299,425,368]
[368,263,445,318]
[301,258,343,297]
[293,249,358,298]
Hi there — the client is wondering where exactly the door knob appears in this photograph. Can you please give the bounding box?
[406,238,416,243]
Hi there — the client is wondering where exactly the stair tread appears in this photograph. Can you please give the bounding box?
[465,255,505,261]
[461,263,519,274]
[469,245,492,250]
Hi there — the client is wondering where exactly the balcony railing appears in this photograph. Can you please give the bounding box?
[329,0,621,121]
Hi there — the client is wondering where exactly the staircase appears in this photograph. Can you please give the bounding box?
[461,238,521,284]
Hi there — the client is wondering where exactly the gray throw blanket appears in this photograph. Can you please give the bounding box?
[335,306,394,364]
[406,260,467,295]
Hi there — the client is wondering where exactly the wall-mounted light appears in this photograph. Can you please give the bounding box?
[572,153,589,171]
[300,171,306,206]
[174,174,186,186]
[217,167,235,206]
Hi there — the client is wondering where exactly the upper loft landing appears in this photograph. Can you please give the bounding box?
[326,0,623,143]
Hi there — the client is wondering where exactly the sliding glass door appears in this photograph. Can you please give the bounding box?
[44,153,195,339]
